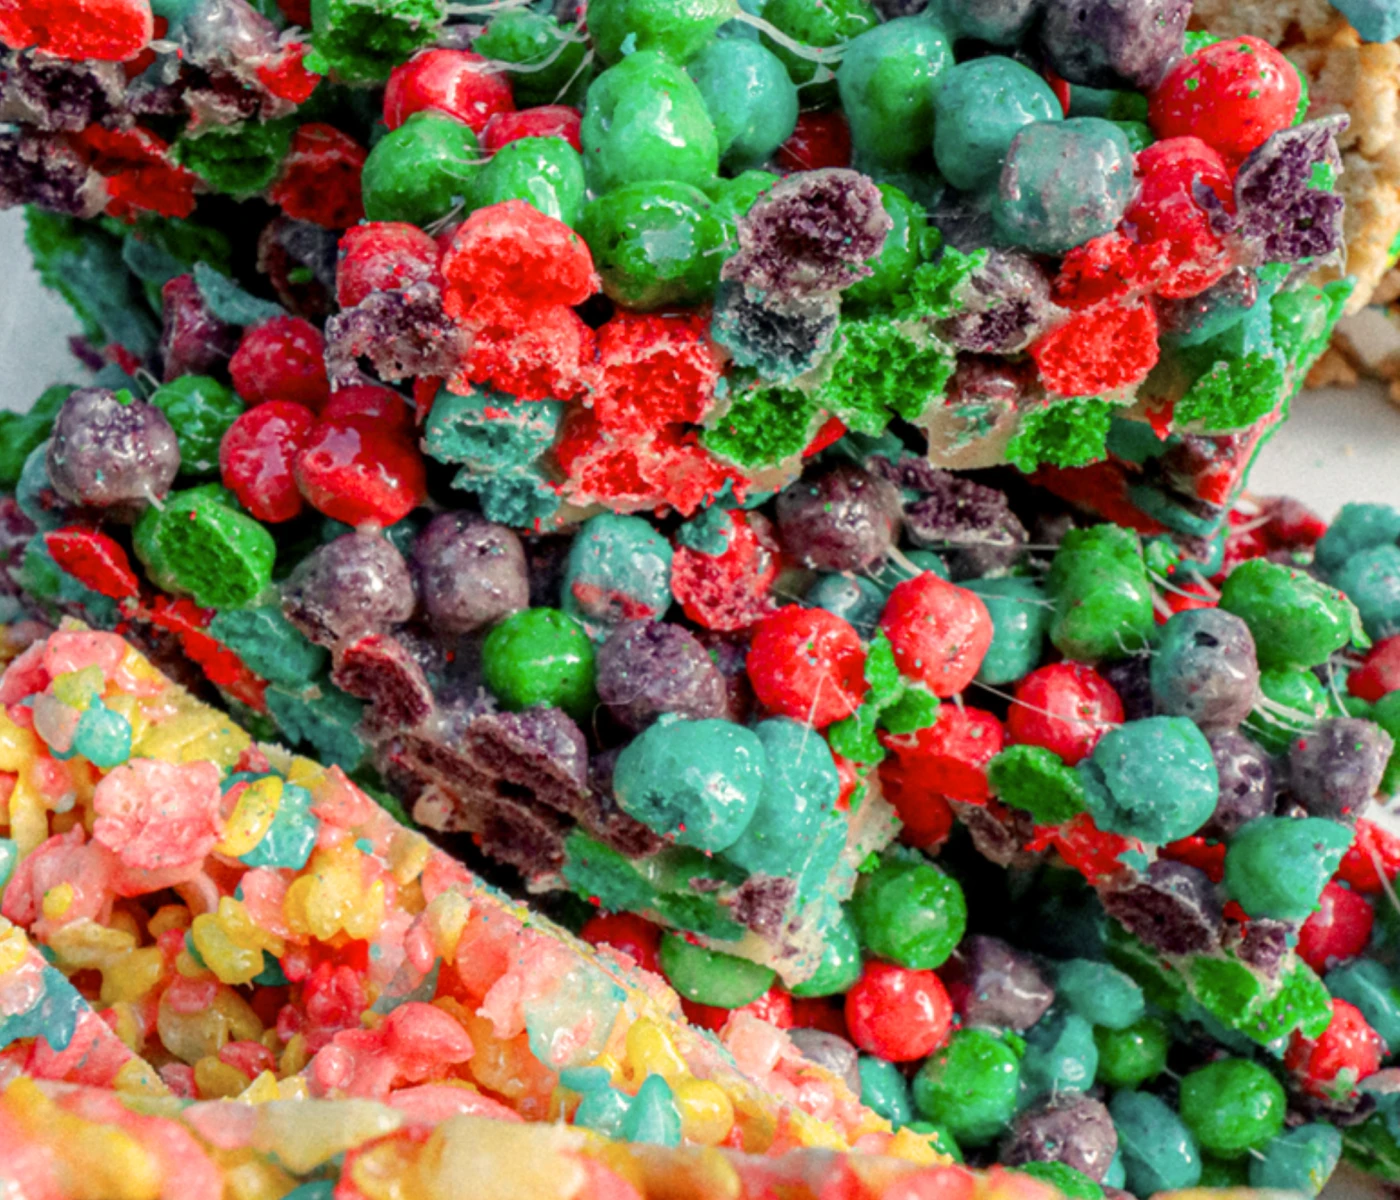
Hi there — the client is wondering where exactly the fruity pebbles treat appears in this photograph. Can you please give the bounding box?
[0,621,933,1158]
[0,0,1355,529]
[7,1078,1074,1200]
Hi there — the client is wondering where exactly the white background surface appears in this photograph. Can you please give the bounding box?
[2,209,1399,515]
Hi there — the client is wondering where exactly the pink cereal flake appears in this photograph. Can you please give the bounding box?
[92,758,224,876]
[309,1001,473,1098]
[26,1009,132,1086]
[237,868,293,941]
[42,629,126,684]
[309,765,379,830]
[0,640,50,705]
[476,936,575,1040]
[387,1083,523,1125]
[1,827,116,938]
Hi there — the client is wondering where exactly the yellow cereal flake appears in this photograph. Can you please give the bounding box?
[0,706,38,771]
[9,769,48,856]
[625,1018,688,1086]
[41,882,75,920]
[674,1077,736,1146]
[216,776,284,858]
[0,921,30,976]
[195,1054,253,1099]
[284,844,387,942]
[420,890,471,963]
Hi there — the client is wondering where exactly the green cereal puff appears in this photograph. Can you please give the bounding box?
[482,607,596,718]
[265,681,368,772]
[912,1028,1021,1145]
[173,119,296,197]
[1006,398,1118,472]
[760,0,877,99]
[581,52,719,194]
[361,111,483,227]
[1015,1165,1102,1200]
[659,933,775,1008]
[1047,524,1155,662]
[988,744,1087,825]
[133,486,277,609]
[1220,557,1364,670]
[1179,1058,1286,1159]
[703,381,824,469]
[208,605,328,688]
[817,317,955,434]
[586,0,736,65]
[579,181,726,309]
[473,137,587,228]
[1242,666,1332,755]
[150,375,245,477]
[1172,354,1285,433]
[473,9,591,107]
[308,0,445,82]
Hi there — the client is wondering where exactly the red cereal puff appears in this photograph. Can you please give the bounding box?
[669,509,779,632]
[579,911,663,974]
[1052,232,1147,312]
[229,316,330,409]
[776,111,852,172]
[68,124,197,220]
[384,48,515,134]
[1349,635,1400,703]
[220,401,319,523]
[557,412,741,516]
[256,41,321,104]
[1124,137,1233,300]
[1297,881,1374,974]
[453,295,598,402]
[442,200,598,313]
[1149,36,1300,163]
[295,415,427,527]
[880,704,1005,803]
[747,606,867,728]
[1336,818,1400,895]
[1286,998,1384,1101]
[44,526,139,601]
[845,961,953,1062]
[337,222,444,309]
[0,0,153,61]
[321,383,417,435]
[592,310,722,432]
[1008,662,1123,765]
[268,123,366,229]
[1029,301,1160,398]
[1159,835,1227,883]
[1027,812,1146,887]
[883,773,956,852]
[879,572,993,698]
[483,105,584,153]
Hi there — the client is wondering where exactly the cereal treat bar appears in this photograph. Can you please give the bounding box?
[0,621,937,1155]
[0,0,1352,496]
[6,1076,1073,1200]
